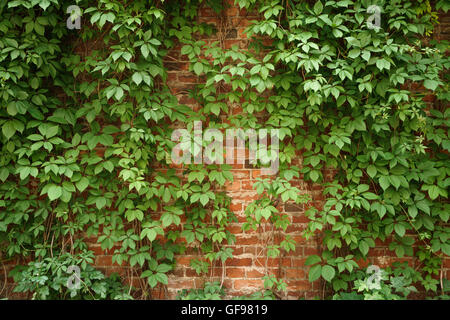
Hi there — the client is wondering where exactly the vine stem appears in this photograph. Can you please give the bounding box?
[440,260,444,296]
[0,262,6,296]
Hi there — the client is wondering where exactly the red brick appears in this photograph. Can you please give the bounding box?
[285,268,305,279]
[176,256,192,266]
[286,280,310,291]
[235,234,259,245]
[230,202,242,212]
[241,180,255,190]
[228,257,253,266]
[246,268,265,278]
[225,180,241,191]
[444,258,450,268]
[226,267,245,278]
[291,258,306,268]
[233,279,263,290]
[95,255,113,266]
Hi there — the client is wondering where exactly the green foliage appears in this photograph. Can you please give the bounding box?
[332,263,421,300]
[0,0,448,300]
[0,0,236,299]
[10,251,132,300]
[235,0,450,298]
[176,279,279,300]
[176,281,225,300]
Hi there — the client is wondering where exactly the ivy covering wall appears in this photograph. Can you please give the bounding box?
[0,0,449,299]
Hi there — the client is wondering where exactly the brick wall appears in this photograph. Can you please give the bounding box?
[1,1,449,300]
[156,3,323,299]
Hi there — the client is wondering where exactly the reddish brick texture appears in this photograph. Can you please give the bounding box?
[1,2,449,300]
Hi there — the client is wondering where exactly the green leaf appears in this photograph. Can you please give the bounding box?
[154,272,168,285]
[48,185,62,201]
[62,181,76,192]
[76,177,89,192]
[193,62,203,75]
[310,170,319,182]
[394,224,406,237]
[2,122,16,140]
[181,45,192,55]
[46,126,59,138]
[211,103,221,116]
[200,194,209,206]
[359,241,369,256]
[367,165,377,178]
[408,206,418,218]
[348,49,360,59]
[424,79,439,91]
[96,197,107,209]
[28,134,43,141]
[428,185,440,200]
[379,176,390,191]
[416,200,430,214]
[141,44,149,58]
[7,102,17,116]
[313,1,323,15]
[156,264,172,273]
[321,265,336,282]
[141,228,157,242]
[305,255,321,266]
[309,264,322,282]
[0,168,9,182]
[132,72,143,85]
[442,243,450,256]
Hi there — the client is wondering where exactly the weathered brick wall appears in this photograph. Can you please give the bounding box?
[1,2,449,300]
[157,3,323,299]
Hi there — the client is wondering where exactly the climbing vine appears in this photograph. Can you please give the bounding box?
[236,0,450,298]
[0,0,449,299]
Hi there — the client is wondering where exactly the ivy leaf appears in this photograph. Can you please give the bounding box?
[38,0,51,10]
[96,197,107,209]
[361,51,371,61]
[424,79,439,91]
[156,264,172,273]
[7,102,18,116]
[313,1,323,15]
[200,194,209,206]
[442,243,450,256]
[348,49,360,59]
[367,165,377,178]
[321,265,335,282]
[141,44,149,58]
[309,264,322,282]
[428,185,440,200]
[141,228,157,242]
[379,176,390,190]
[146,274,157,288]
[394,224,406,237]
[359,241,369,255]
[211,103,221,116]
[48,185,62,201]
[416,200,430,214]
[62,181,76,193]
[0,168,9,182]
[310,170,319,182]
[2,121,16,140]
[181,45,192,55]
[154,272,168,285]
[76,177,89,192]
[305,255,321,266]
[193,62,203,75]
[132,72,143,85]
[408,206,418,218]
